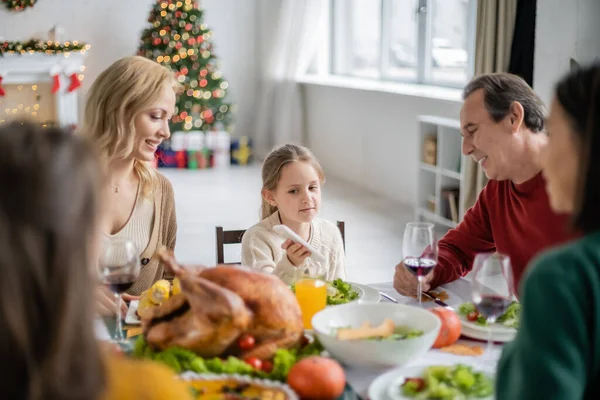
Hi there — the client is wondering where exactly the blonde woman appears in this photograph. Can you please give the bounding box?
[82,56,179,316]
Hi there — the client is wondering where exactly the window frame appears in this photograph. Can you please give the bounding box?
[330,0,477,88]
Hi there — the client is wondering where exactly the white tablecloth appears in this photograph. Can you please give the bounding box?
[94,317,111,341]
[344,279,503,398]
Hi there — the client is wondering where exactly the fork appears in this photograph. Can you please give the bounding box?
[379,292,399,303]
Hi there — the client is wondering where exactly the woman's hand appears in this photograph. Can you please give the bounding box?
[282,239,311,266]
[96,285,139,317]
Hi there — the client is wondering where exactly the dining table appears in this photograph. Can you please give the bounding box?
[95,276,505,400]
[341,278,503,399]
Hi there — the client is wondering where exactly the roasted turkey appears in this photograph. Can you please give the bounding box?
[141,249,304,360]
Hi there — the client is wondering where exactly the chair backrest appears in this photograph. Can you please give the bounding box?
[215,226,246,265]
[215,220,346,264]
[336,220,345,252]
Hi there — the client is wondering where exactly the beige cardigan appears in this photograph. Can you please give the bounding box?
[241,211,347,284]
[126,172,177,296]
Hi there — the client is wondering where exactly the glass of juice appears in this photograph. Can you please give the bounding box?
[295,263,327,330]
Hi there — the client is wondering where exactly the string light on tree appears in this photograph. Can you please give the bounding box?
[137,0,232,132]
[2,0,38,11]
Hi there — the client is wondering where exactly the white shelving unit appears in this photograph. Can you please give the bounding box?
[416,115,467,234]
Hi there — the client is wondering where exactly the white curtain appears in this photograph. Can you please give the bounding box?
[253,0,327,157]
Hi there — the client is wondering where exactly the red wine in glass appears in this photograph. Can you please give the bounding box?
[99,237,140,346]
[471,252,514,367]
[402,222,437,308]
[404,257,436,278]
[104,273,136,294]
[475,295,511,320]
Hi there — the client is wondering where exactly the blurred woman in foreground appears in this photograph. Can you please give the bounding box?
[496,64,600,399]
[0,121,191,399]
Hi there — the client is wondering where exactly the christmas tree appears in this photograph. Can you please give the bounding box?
[138,0,233,132]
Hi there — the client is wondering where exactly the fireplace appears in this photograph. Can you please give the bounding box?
[0,52,87,128]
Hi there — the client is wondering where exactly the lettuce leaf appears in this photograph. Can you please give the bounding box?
[132,337,325,382]
[327,278,359,305]
[458,301,520,328]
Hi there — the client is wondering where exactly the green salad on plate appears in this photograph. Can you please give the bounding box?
[326,278,360,305]
[458,301,521,329]
[290,278,360,305]
[401,364,493,399]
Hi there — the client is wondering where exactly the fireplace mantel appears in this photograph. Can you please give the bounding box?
[0,53,87,127]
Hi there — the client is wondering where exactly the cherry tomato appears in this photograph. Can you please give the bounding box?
[467,311,479,322]
[300,334,311,348]
[261,360,274,373]
[403,377,425,392]
[238,334,255,350]
[244,356,263,370]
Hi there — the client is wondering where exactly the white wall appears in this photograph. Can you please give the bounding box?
[304,84,461,204]
[303,0,600,206]
[251,1,464,206]
[0,0,258,135]
[534,0,600,105]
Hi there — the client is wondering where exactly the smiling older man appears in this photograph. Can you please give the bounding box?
[394,73,575,297]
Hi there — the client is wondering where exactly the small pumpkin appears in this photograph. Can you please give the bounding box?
[430,307,461,348]
[287,356,346,400]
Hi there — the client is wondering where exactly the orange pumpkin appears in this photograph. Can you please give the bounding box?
[287,356,346,400]
[430,307,462,348]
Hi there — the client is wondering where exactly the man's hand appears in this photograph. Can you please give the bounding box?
[282,239,311,266]
[393,261,434,296]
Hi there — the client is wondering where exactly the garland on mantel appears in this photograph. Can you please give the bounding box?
[2,0,37,11]
[0,39,90,56]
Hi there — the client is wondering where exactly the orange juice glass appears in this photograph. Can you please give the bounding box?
[295,266,327,330]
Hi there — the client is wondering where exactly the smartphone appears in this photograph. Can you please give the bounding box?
[272,224,326,263]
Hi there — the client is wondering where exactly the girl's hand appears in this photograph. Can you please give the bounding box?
[282,239,311,266]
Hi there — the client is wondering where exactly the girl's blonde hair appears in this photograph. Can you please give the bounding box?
[81,56,179,196]
[261,144,325,219]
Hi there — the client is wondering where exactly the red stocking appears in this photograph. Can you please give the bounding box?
[67,73,81,92]
[51,74,60,94]
[0,76,5,97]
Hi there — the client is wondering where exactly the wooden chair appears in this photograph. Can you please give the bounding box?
[215,221,346,264]
[215,226,246,265]
[336,221,345,252]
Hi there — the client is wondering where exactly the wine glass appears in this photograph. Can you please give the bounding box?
[471,253,514,365]
[99,237,141,344]
[402,222,438,307]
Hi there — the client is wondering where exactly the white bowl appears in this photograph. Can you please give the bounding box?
[311,303,441,369]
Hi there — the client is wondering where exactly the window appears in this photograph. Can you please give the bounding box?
[331,0,475,87]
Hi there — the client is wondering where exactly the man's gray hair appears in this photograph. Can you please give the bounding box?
[463,73,546,133]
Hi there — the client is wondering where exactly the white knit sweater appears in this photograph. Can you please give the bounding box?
[241,211,347,284]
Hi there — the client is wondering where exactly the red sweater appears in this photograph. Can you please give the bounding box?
[430,172,575,292]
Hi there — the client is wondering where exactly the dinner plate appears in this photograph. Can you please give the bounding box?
[351,282,381,304]
[369,363,495,400]
[125,300,141,325]
[179,372,299,399]
[459,314,517,343]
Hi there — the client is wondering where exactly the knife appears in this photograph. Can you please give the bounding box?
[422,291,453,309]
